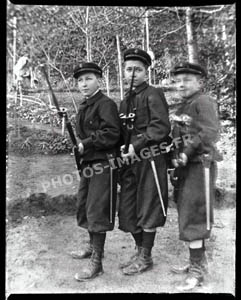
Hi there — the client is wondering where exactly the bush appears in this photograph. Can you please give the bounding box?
[7,125,73,155]
[7,94,77,128]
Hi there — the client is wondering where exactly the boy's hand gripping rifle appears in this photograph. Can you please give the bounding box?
[170,114,192,166]
[119,67,136,154]
[40,65,82,177]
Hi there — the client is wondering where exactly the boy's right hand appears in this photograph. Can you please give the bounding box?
[169,169,179,187]
[171,159,179,168]
[172,153,188,168]
[178,152,188,166]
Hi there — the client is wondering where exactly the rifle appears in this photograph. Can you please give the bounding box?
[170,114,192,166]
[168,114,192,189]
[40,65,82,177]
[119,67,136,154]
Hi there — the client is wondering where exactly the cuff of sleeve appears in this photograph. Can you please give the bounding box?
[81,137,93,149]
[132,137,145,153]
[183,146,195,158]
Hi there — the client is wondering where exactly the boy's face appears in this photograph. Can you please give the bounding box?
[124,60,148,87]
[174,73,203,99]
[77,72,100,97]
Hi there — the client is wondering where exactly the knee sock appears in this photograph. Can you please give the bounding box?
[88,231,93,245]
[142,231,156,250]
[189,247,205,264]
[131,232,143,247]
[92,232,106,252]
[202,239,206,251]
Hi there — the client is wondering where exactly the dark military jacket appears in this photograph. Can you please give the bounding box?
[171,91,221,162]
[119,82,171,153]
[76,90,120,162]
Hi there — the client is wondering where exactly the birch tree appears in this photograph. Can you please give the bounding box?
[185,7,198,63]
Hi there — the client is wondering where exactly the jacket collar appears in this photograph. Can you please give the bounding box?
[134,81,149,94]
[182,91,202,104]
[82,89,102,106]
[124,81,148,98]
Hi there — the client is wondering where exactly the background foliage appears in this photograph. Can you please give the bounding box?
[7,3,236,120]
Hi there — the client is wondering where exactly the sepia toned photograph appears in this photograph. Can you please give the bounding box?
[6,2,236,296]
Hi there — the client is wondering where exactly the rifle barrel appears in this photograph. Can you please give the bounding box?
[123,67,136,154]
[41,65,82,177]
[41,66,61,112]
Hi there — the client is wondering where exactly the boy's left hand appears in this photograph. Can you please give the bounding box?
[178,152,188,166]
[121,144,135,161]
[78,142,84,155]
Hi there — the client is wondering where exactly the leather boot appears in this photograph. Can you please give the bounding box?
[171,263,190,274]
[70,243,93,259]
[172,251,208,275]
[119,246,141,269]
[122,247,153,275]
[74,249,103,281]
[70,232,104,259]
[175,249,208,291]
[74,232,105,281]
[70,244,104,259]
[171,241,207,275]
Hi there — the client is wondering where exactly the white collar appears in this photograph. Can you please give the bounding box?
[85,88,100,99]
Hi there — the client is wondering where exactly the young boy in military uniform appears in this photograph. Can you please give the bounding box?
[70,62,120,281]
[169,62,222,291]
[118,48,171,275]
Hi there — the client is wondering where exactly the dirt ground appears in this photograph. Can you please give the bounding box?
[6,208,235,295]
[6,152,236,295]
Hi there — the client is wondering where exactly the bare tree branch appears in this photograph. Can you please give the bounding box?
[33,32,78,112]
[198,5,225,14]
[68,12,87,35]
[159,24,185,40]
[7,47,13,58]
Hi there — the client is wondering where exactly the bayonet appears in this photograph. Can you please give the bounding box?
[150,156,166,217]
[40,65,82,177]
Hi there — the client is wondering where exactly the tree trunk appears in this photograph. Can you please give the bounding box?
[145,10,151,84]
[105,66,110,97]
[116,34,124,100]
[12,16,20,135]
[221,24,227,41]
[30,34,34,88]
[142,20,145,50]
[185,7,198,63]
[89,35,92,61]
[212,14,218,41]
[13,16,17,89]
[86,6,91,61]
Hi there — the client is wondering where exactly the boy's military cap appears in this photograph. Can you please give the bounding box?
[124,48,152,67]
[73,62,102,78]
[171,62,207,77]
